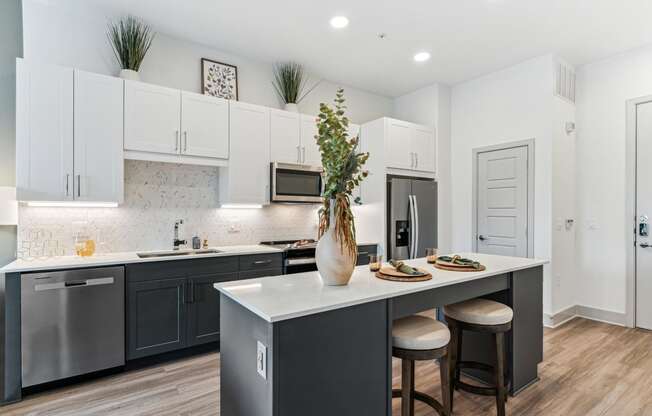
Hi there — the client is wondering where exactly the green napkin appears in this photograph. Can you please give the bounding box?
[389,260,427,276]
[437,255,482,270]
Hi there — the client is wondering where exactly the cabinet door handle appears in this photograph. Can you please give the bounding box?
[302,146,306,163]
[76,175,81,197]
[296,145,301,163]
[183,131,188,152]
[415,153,418,168]
[175,130,180,152]
[65,174,70,197]
[253,260,272,265]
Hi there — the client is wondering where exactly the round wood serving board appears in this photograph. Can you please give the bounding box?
[375,266,432,282]
[434,263,486,272]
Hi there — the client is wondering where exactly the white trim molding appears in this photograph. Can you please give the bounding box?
[544,304,628,328]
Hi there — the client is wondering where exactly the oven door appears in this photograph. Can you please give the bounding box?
[271,162,323,203]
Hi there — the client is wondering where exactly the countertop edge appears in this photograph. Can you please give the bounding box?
[0,245,285,274]
[215,258,548,323]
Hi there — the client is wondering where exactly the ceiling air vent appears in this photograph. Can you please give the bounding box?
[554,61,576,104]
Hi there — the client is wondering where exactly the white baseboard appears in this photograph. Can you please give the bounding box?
[543,304,627,328]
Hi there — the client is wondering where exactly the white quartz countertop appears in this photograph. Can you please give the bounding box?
[215,253,548,323]
[0,245,283,273]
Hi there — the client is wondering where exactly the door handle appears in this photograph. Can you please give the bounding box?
[183,131,188,152]
[65,174,70,197]
[478,235,487,241]
[415,153,418,168]
[175,130,180,152]
[296,145,301,163]
[253,260,273,265]
[641,243,652,248]
[76,175,81,197]
[302,146,306,163]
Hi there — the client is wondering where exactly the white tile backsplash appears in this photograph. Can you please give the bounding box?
[17,161,320,257]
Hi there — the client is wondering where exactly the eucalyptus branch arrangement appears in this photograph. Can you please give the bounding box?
[316,89,369,258]
[272,62,321,104]
[107,16,155,71]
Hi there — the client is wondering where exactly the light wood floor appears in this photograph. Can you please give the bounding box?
[4,317,652,415]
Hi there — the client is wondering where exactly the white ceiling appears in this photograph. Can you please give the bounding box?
[88,0,652,97]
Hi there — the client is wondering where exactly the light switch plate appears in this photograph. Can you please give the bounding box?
[256,341,267,380]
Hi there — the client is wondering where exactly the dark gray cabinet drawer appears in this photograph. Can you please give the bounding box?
[357,244,378,266]
[127,278,187,360]
[238,268,283,280]
[238,253,283,272]
[127,256,238,282]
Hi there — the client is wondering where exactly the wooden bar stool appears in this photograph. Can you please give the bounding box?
[444,298,513,416]
[392,315,452,416]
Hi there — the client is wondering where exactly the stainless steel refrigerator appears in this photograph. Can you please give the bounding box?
[387,176,438,260]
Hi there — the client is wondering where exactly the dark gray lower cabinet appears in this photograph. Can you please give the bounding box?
[187,273,237,347]
[126,254,282,360]
[127,277,187,359]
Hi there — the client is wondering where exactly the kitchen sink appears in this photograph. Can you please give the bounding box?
[136,249,222,259]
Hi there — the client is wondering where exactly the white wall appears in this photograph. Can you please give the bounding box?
[451,55,554,313]
[574,45,652,317]
[392,83,452,254]
[0,0,21,267]
[21,0,393,124]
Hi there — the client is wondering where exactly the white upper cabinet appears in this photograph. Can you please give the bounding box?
[411,124,436,172]
[16,60,124,203]
[220,101,270,205]
[180,92,229,159]
[300,114,321,166]
[124,81,181,155]
[385,119,414,170]
[270,109,301,164]
[73,70,124,202]
[16,60,74,201]
[383,118,436,173]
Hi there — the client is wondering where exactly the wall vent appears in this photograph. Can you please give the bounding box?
[554,60,576,104]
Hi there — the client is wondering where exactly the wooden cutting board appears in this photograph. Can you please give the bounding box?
[375,266,432,282]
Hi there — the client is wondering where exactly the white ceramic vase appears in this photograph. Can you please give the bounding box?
[284,103,299,113]
[316,199,356,286]
[119,69,140,81]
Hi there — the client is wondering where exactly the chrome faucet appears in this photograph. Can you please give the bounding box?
[173,220,187,250]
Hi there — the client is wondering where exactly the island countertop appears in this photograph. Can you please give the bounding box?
[215,252,548,323]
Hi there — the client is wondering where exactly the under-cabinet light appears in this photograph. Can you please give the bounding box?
[220,204,263,210]
[26,201,119,208]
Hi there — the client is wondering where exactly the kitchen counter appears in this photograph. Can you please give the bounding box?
[217,253,547,416]
[0,245,283,273]
[216,252,547,322]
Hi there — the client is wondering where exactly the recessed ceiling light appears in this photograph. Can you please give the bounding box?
[330,16,349,29]
[413,52,431,62]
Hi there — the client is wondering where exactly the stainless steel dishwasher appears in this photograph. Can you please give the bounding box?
[21,266,125,387]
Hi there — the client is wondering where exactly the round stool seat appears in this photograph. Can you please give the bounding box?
[392,315,450,350]
[444,299,513,325]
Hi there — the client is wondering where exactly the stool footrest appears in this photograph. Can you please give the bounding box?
[455,360,510,398]
[392,389,446,416]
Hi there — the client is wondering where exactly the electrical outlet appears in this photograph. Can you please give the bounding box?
[228,224,241,234]
[256,341,267,380]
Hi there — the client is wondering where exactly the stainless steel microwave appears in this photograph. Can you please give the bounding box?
[270,162,323,203]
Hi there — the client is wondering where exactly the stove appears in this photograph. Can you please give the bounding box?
[260,239,318,274]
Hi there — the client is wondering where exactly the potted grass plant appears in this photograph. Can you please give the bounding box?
[107,16,155,81]
[315,89,369,286]
[272,62,320,112]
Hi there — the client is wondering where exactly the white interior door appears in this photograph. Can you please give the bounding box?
[300,114,321,166]
[180,92,229,159]
[476,146,528,257]
[73,70,124,202]
[636,101,652,329]
[270,109,301,164]
[124,81,181,154]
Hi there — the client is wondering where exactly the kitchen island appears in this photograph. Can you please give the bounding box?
[215,252,547,416]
